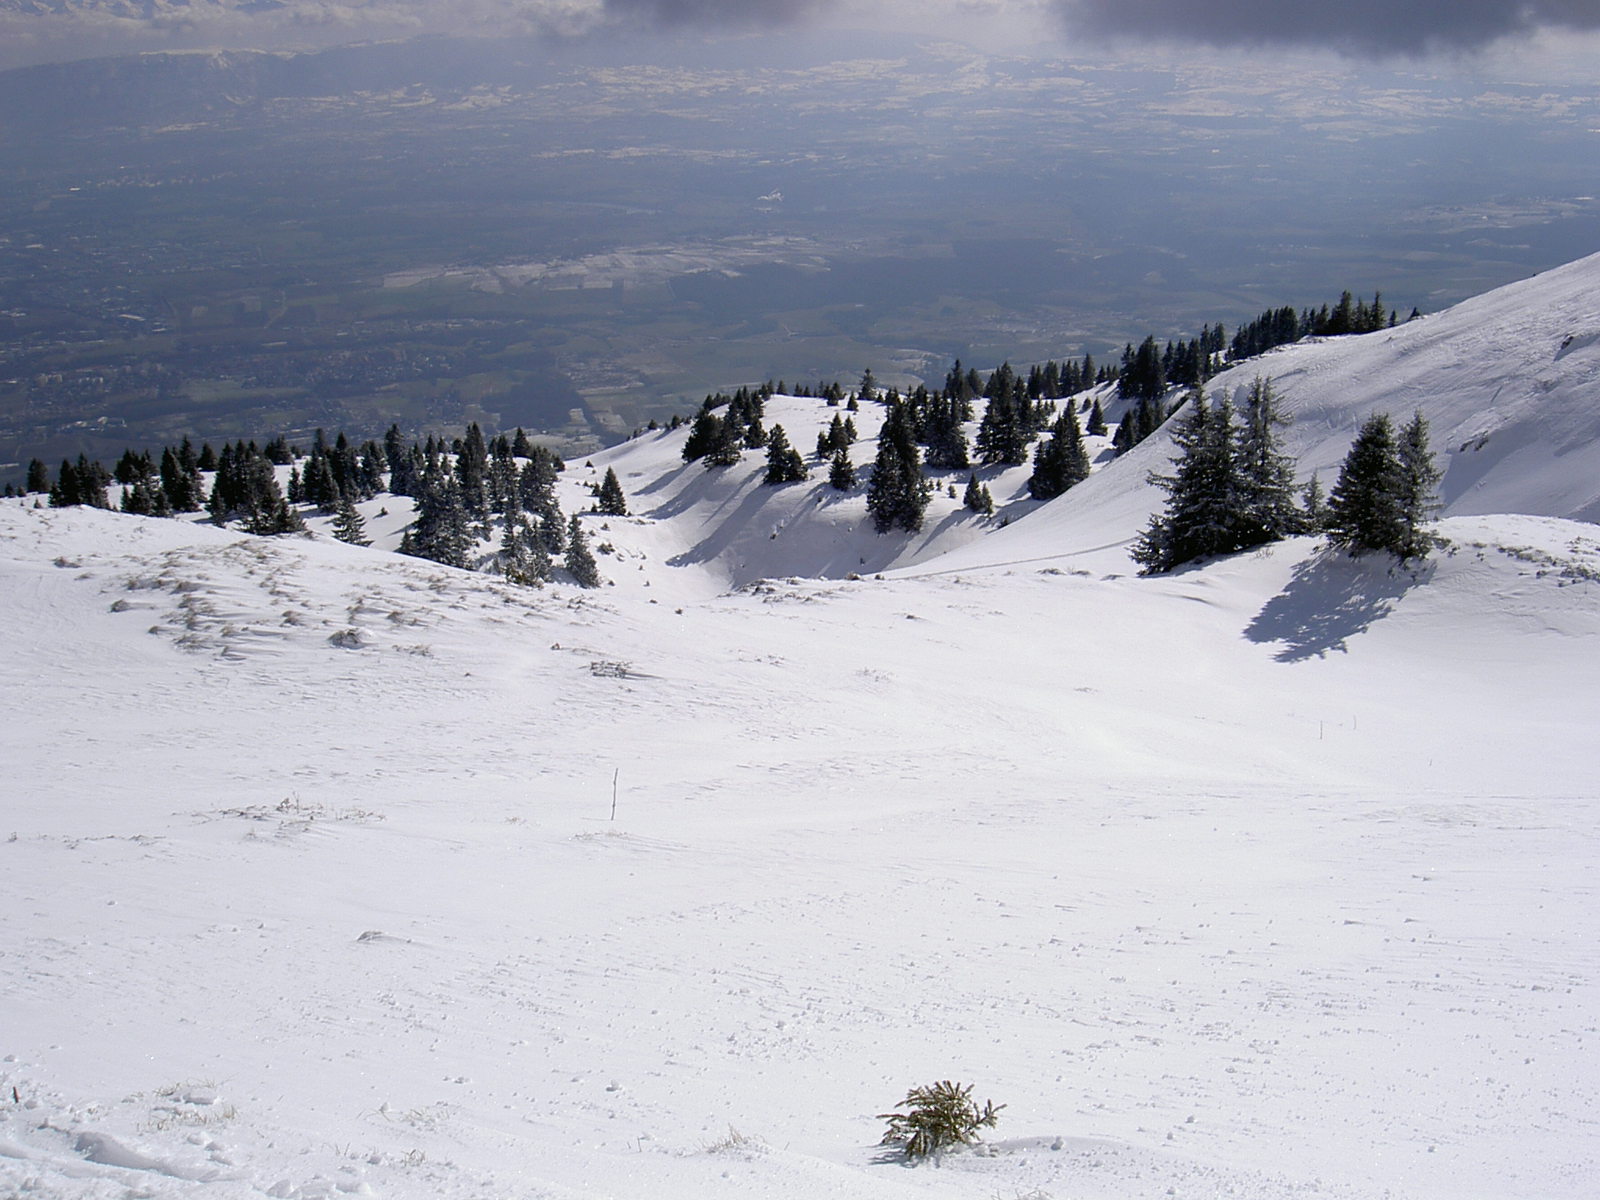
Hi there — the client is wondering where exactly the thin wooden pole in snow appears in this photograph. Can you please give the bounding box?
[611,768,619,821]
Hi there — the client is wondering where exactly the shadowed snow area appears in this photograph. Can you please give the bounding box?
[2,254,1598,1200]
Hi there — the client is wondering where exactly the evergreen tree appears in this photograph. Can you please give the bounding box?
[25,458,50,494]
[519,449,563,535]
[49,458,78,507]
[564,514,602,587]
[499,514,545,586]
[704,413,744,467]
[1118,335,1166,403]
[51,455,110,509]
[1395,410,1441,559]
[1235,376,1300,544]
[404,475,473,568]
[976,392,1029,465]
[858,367,878,401]
[331,493,371,546]
[866,400,929,533]
[159,445,202,511]
[595,467,629,516]
[248,494,305,536]
[962,473,994,516]
[763,425,807,484]
[1131,390,1251,573]
[1301,473,1328,532]
[114,449,152,486]
[1086,397,1108,437]
[1325,414,1404,556]
[539,506,566,556]
[120,479,171,517]
[385,425,416,496]
[1027,404,1091,502]
[922,396,971,469]
[455,422,489,518]
[828,448,855,490]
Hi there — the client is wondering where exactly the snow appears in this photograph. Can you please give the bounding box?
[2,256,1599,1200]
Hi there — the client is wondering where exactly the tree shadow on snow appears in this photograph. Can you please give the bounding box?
[1245,547,1435,662]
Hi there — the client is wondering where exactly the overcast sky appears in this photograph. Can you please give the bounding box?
[1,0,1599,72]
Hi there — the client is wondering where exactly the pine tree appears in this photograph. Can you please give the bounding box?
[1395,410,1441,559]
[499,514,547,585]
[1118,335,1166,403]
[1086,397,1107,437]
[595,467,629,516]
[248,495,305,536]
[866,400,929,533]
[1326,414,1404,556]
[1131,389,1251,573]
[564,514,602,588]
[455,422,489,518]
[404,475,473,568]
[1235,376,1300,544]
[828,447,855,490]
[922,397,971,469]
[705,412,744,467]
[159,446,201,511]
[1027,405,1091,501]
[962,473,994,516]
[763,425,807,484]
[332,493,371,546]
[1301,473,1327,532]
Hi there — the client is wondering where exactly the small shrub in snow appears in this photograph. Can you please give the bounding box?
[878,1080,1004,1160]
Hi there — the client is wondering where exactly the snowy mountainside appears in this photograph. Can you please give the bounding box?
[916,249,1600,576]
[567,392,1118,591]
[284,251,1600,593]
[3,491,1599,1200]
[4,252,1600,1200]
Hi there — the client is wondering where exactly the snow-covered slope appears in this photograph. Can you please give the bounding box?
[566,392,1119,592]
[4,500,1599,1200]
[922,249,1600,576]
[3,254,1599,1200]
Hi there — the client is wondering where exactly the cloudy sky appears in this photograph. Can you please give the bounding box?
[2,0,1599,71]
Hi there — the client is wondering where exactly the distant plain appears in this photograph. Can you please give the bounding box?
[2,31,1597,476]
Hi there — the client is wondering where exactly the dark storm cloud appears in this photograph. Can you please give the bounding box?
[599,0,835,30]
[1053,0,1600,55]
